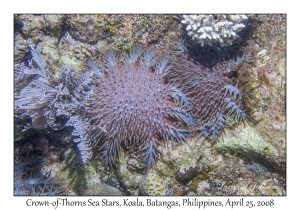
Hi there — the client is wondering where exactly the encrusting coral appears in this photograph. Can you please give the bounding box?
[140,170,171,195]
[215,125,282,172]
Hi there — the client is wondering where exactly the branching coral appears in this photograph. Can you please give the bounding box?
[181,15,248,47]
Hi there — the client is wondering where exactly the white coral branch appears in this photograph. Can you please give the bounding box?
[181,14,248,47]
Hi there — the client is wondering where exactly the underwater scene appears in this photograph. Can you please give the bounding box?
[14,14,286,196]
